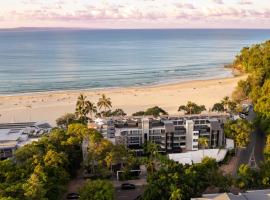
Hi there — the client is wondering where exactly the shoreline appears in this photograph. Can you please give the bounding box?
[0,75,247,125]
[0,71,235,97]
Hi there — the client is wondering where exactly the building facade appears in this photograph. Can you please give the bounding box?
[0,122,51,160]
[97,114,228,153]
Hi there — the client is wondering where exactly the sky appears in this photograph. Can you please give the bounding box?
[0,0,270,29]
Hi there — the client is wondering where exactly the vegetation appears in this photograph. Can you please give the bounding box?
[178,101,206,115]
[198,137,209,158]
[132,106,168,117]
[76,94,97,123]
[224,119,252,148]
[79,179,114,200]
[97,94,112,113]
[143,157,231,200]
[211,103,225,112]
[0,127,83,200]
[212,96,239,114]
[56,113,77,128]
[143,40,270,199]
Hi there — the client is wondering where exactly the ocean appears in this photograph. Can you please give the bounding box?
[0,29,269,95]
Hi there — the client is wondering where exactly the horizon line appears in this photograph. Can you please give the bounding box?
[1,27,270,31]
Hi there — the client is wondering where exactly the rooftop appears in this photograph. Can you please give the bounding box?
[192,189,270,200]
[168,149,228,165]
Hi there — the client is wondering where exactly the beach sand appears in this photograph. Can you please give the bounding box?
[0,75,246,125]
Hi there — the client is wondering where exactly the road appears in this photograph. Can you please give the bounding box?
[115,186,145,200]
[233,106,265,175]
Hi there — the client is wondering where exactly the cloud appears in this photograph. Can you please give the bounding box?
[175,3,196,9]
[239,0,253,5]
[212,0,224,4]
[9,4,168,22]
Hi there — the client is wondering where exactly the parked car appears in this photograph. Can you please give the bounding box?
[121,183,136,190]
[66,192,80,199]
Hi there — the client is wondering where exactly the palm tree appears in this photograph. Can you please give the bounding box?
[221,96,230,112]
[86,101,97,120]
[75,94,94,123]
[97,94,112,113]
[198,137,209,158]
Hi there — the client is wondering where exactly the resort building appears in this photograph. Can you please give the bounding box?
[94,114,228,153]
[0,122,52,160]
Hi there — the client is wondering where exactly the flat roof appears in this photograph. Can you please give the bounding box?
[169,149,228,165]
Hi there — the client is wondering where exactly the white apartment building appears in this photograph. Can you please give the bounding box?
[96,114,228,153]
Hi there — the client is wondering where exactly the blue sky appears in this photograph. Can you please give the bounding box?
[0,0,270,28]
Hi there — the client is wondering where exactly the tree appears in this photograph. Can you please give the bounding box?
[224,119,252,148]
[97,94,112,113]
[264,134,270,160]
[79,179,114,200]
[178,101,206,115]
[221,96,230,111]
[111,109,127,117]
[236,164,254,189]
[198,137,209,158]
[211,103,225,112]
[254,80,270,118]
[132,111,145,116]
[144,106,168,117]
[75,94,95,123]
[23,165,47,200]
[132,106,167,117]
[56,113,76,128]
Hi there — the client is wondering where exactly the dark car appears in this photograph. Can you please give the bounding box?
[121,183,136,190]
[66,192,80,199]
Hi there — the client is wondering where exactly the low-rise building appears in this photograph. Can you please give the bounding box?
[0,122,51,160]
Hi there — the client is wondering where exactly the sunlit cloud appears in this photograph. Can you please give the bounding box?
[0,0,269,28]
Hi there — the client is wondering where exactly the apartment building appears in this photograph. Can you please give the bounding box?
[97,114,228,152]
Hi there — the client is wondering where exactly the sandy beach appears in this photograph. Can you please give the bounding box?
[0,75,246,125]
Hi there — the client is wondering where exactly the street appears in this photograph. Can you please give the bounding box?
[233,106,265,175]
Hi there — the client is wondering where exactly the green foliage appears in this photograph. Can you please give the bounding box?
[132,106,168,117]
[0,124,97,200]
[224,119,252,148]
[264,134,270,160]
[79,179,114,200]
[75,94,97,123]
[132,111,146,116]
[254,80,270,118]
[100,108,127,117]
[56,113,76,128]
[97,94,112,112]
[178,101,206,115]
[235,164,256,189]
[143,158,230,200]
[211,103,225,112]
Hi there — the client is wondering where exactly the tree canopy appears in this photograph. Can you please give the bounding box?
[178,101,206,115]
[224,119,252,148]
[79,180,114,200]
[132,106,168,117]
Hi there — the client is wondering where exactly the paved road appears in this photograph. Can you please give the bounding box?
[115,186,145,200]
[233,107,265,175]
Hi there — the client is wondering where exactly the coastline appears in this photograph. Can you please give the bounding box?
[0,75,247,125]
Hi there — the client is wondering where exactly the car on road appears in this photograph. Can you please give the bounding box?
[121,183,136,190]
[66,192,80,199]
